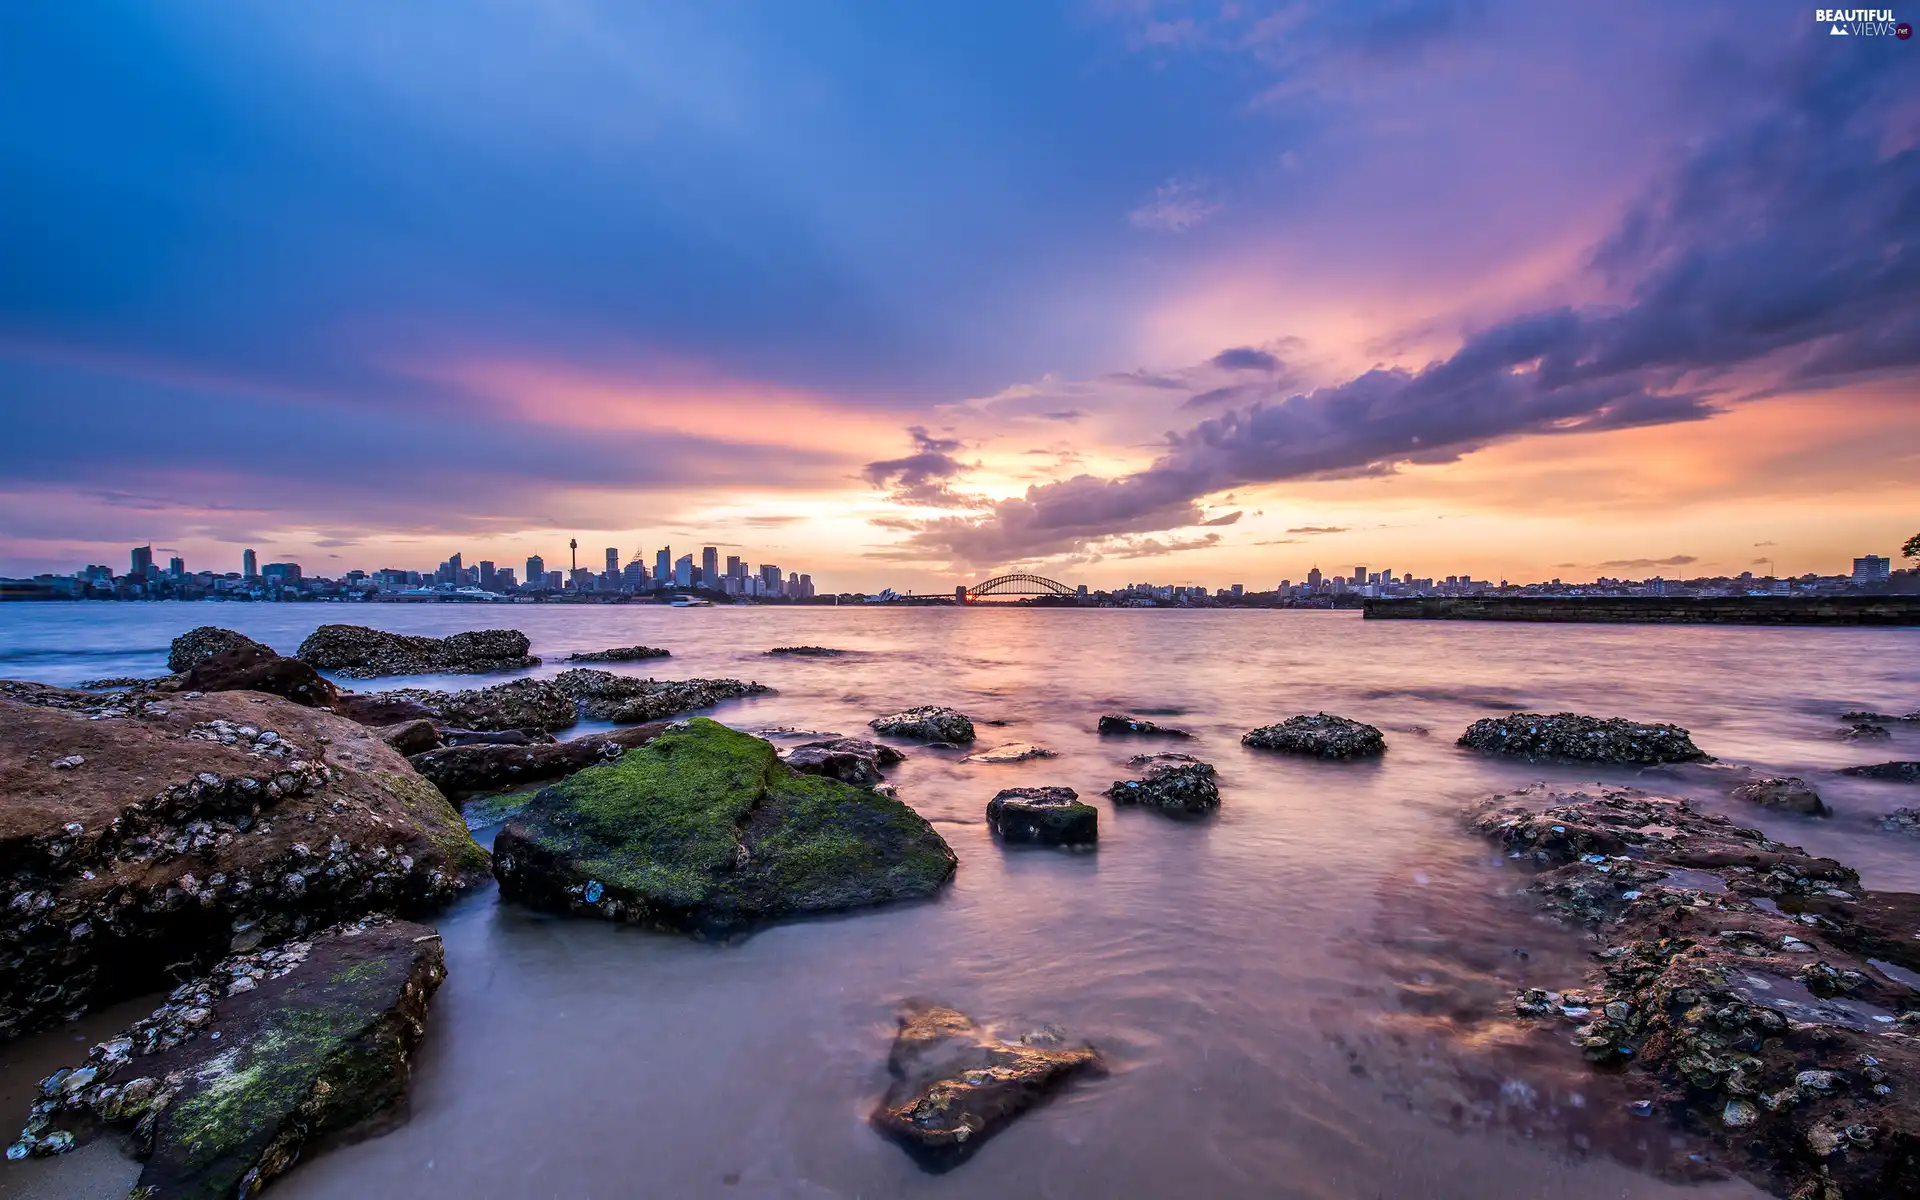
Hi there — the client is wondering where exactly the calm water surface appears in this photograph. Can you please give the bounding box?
[2,603,1916,1199]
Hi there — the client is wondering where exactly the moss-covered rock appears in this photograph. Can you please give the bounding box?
[11,917,444,1197]
[492,718,956,936]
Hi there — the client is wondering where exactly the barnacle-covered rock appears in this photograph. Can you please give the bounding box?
[1104,753,1219,815]
[296,625,538,679]
[1242,713,1385,759]
[1458,712,1706,764]
[868,706,976,744]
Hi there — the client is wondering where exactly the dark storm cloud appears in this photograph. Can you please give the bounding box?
[886,48,1920,567]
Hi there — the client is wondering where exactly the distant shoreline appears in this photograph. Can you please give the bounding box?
[1364,595,1920,626]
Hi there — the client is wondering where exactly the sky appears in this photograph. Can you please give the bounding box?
[1,0,1915,591]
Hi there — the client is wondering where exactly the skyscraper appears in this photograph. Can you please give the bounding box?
[449,552,463,576]
[761,564,782,595]
[605,547,619,576]
[725,554,742,579]
[655,547,670,582]
[129,545,153,580]
[1307,566,1321,590]
[1351,566,1366,585]
[525,555,544,586]
[168,556,185,580]
[701,546,718,584]
[1854,555,1891,583]
[479,560,496,590]
[673,554,694,587]
[243,548,258,578]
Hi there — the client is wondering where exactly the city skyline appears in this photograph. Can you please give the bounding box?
[0,4,1913,590]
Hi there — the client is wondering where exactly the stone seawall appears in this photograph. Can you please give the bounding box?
[1362,595,1920,626]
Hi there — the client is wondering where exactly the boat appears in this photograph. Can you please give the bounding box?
[667,595,713,607]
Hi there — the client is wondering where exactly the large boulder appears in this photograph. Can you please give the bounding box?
[869,706,975,743]
[780,738,904,786]
[368,678,578,733]
[492,718,956,936]
[375,718,443,757]
[1104,753,1219,814]
[9,916,444,1196]
[985,787,1096,846]
[295,625,539,679]
[869,1002,1101,1172]
[1096,714,1191,738]
[0,681,487,1042]
[1242,713,1385,759]
[181,645,340,709]
[1730,775,1827,815]
[563,645,671,662]
[409,723,672,798]
[1457,712,1707,764]
[167,627,272,675]
[551,668,771,723]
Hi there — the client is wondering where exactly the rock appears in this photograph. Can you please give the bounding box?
[869,1002,1101,1172]
[375,718,442,757]
[1096,714,1191,738]
[1468,786,1920,1199]
[364,678,578,733]
[492,718,956,935]
[1457,711,1707,764]
[409,723,673,798]
[0,682,487,1042]
[781,738,904,786]
[1841,721,1893,742]
[1105,753,1220,814]
[766,646,845,656]
[869,706,975,743]
[441,728,550,747]
[1242,713,1386,759]
[1882,808,1920,836]
[563,645,671,662]
[1731,776,1827,815]
[551,668,773,723]
[167,627,272,675]
[182,644,341,708]
[985,787,1097,846]
[962,742,1056,764]
[1842,761,1920,783]
[10,916,443,1195]
[295,625,539,679]
[329,692,442,728]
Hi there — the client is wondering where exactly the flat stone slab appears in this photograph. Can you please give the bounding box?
[870,1002,1101,1172]
[1096,714,1191,738]
[962,742,1057,764]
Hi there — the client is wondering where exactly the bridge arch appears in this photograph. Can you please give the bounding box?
[963,573,1076,602]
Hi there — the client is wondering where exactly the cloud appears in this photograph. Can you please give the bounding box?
[1750,557,1773,566]
[1596,555,1697,569]
[1286,525,1348,535]
[1199,511,1243,526]
[907,425,963,454]
[862,428,988,509]
[741,515,804,527]
[872,47,1919,569]
[1210,347,1281,372]
[1041,410,1087,421]
[1181,384,1261,410]
[1754,540,1776,547]
[1128,177,1221,232]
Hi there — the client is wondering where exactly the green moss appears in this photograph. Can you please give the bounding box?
[381,770,491,877]
[500,718,955,928]
[461,786,543,831]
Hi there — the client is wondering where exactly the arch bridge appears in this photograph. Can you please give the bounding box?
[962,573,1077,603]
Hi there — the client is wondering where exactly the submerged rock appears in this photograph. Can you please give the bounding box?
[492,718,956,935]
[182,644,341,709]
[563,645,671,662]
[869,706,976,744]
[766,646,845,657]
[551,668,772,723]
[1096,714,1191,738]
[1242,713,1385,759]
[410,723,671,799]
[985,787,1096,846]
[1883,808,1920,836]
[1841,761,1920,783]
[1468,786,1920,1198]
[869,1002,1101,1172]
[1841,721,1893,742]
[0,682,486,1042]
[296,625,539,679]
[781,738,904,786]
[1457,712,1707,764]
[167,627,272,675]
[369,678,577,734]
[1105,753,1220,814]
[962,742,1057,764]
[1731,775,1827,815]
[10,916,444,1196]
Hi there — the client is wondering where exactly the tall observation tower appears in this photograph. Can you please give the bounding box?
[569,538,578,573]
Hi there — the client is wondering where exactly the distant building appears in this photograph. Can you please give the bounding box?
[760,564,782,595]
[449,552,463,576]
[495,567,518,589]
[168,556,185,580]
[702,546,719,584]
[525,555,545,586]
[262,562,302,582]
[1230,583,1244,597]
[479,560,496,590]
[674,554,694,587]
[798,573,813,599]
[242,549,258,579]
[545,570,563,589]
[622,561,648,588]
[605,547,619,577]
[570,567,594,591]
[726,554,742,580]
[1307,566,1322,590]
[1350,566,1365,585]
[655,547,671,582]
[129,545,154,581]
[1853,555,1891,584]
[1077,584,1089,600]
